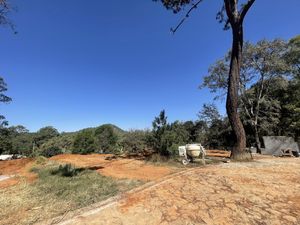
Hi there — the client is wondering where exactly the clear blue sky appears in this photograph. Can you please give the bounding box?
[1,0,299,132]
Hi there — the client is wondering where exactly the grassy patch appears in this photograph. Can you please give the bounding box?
[145,153,222,168]
[0,162,141,225]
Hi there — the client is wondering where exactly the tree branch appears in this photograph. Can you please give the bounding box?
[240,0,255,22]
[170,0,204,34]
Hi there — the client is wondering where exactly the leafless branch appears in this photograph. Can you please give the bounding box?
[170,0,204,34]
[240,0,255,22]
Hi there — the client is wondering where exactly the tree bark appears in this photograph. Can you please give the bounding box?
[227,23,251,160]
[254,124,261,154]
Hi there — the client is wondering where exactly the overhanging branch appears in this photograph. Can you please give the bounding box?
[240,0,255,22]
[170,0,204,34]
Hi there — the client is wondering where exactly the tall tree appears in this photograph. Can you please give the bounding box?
[1,0,15,125]
[34,126,60,148]
[94,125,119,153]
[0,77,12,127]
[286,35,300,77]
[279,36,300,141]
[202,39,290,153]
[198,103,221,127]
[154,0,255,160]
[152,110,169,155]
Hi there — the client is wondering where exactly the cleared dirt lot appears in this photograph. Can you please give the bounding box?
[0,158,36,188]
[57,156,300,225]
[0,154,175,190]
[51,154,175,181]
[0,155,176,225]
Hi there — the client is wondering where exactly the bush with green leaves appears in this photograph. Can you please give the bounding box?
[39,133,75,154]
[120,130,151,153]
[151,110,191,156]
[94,125,119,153]
[34,126,60,148]
[41,146,63,158]
[72,130,95,154]
[50,164,80,177]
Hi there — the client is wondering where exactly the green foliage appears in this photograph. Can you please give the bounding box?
[201,39,290,99]
[286,35,300,77]
[94,124,119,153]
[152,111,193,156]
[152,110,169,155]
[0,125,35,156]
[72,130,95,154]
[0,77,12,128]
[41,146,63,158]
[121,130,151,153]
[35,156,47,165]
[39,133,75,154]
[50,164,80,177]
[161,121,190,155]
[0,127,12,154]
[197,104,234,149]
[34,126,60,148]
[11,133,34,155]
[183,120,207,143]
[202,39,294,149]
[31,164,120,208]
[198,104,221,126]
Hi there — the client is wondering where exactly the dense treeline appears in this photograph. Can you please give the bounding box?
[0,36,299,157]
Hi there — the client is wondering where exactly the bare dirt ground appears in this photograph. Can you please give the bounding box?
[0,154,175,189]
[50,154,175,181]
[56,156,300,225]
[0,158,36,188]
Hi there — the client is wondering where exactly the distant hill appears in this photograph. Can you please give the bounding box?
[72,124,126,136]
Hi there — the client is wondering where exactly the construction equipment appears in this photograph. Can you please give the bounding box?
[178,144,206,165]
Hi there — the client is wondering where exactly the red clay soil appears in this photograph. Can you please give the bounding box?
[51,154,175,181]
[0,158,36,188]
[58,156,300,225]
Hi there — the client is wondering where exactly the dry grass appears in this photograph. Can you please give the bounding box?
[0,161,142,225]
[145,153,221,168]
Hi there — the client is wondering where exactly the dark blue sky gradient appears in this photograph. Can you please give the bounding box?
[1,0,300,132]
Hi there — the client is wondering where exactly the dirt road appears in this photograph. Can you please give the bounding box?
[56,157,300,225]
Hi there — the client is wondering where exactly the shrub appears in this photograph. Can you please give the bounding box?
[72,130,95,154]
[120,130,150,154]
[50,164,80,177]
[39,133,75,154]
[94,125,119,153]
[41,146,62,158]
[146,153,169,163]
[35,156,48,165]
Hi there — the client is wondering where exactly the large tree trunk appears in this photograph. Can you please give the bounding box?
[254,124,262,154]
[227,23,251,161]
